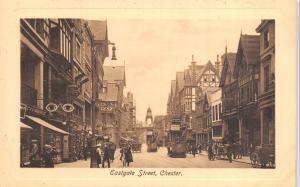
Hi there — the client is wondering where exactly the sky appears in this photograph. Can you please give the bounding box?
[103,19,261,122]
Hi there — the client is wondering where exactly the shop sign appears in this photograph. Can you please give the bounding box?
[146,131,153,135]
[170,124,180,131]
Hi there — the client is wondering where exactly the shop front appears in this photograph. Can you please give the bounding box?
[20,122,33,167]
[25,115,70,164]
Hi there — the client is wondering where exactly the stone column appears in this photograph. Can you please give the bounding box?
[238,118,243,143]
[35,61,44,109]
[35,61,44,151]
[222,120,228,138]
[260,110,264,146]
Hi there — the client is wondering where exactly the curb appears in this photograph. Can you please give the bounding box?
[198,152,251,165]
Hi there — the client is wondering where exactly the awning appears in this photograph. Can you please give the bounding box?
[20,122,33,130]
[27,115,69,135]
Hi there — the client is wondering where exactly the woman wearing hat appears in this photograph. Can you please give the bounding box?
[29,139,41,167]
[96,144,102,168]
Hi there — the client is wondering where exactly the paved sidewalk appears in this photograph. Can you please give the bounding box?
[198,151,251,165]
[55,149,121,168]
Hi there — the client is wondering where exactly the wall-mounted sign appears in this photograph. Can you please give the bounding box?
[171,118,181,124]
[170,124,180,131]
[146,131,153,135]
[100,102,115,112]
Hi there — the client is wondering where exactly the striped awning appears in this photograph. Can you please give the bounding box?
[27,115,69,135]
[20,122,33,130]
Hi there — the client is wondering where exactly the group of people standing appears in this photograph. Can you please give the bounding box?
[96,142,117,168]
[29,140,58,168]
[187,143,203,157]
[120,144,133,167]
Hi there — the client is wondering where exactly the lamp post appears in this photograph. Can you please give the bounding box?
[90,42,117,168]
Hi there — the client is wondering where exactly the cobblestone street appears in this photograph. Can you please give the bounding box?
[55,144,251,168]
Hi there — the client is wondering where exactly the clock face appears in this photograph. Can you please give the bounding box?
[146,118,152,126]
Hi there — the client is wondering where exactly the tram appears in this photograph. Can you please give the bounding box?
[167,118,186,158]
[146,129,158,152]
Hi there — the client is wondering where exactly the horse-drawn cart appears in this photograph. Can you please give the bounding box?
[250,145,275,168]
[215,145,228,160]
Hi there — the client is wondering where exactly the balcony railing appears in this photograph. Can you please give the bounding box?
[21,84,37,106]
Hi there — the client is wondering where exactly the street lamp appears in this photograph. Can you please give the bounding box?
[90,41,117,168]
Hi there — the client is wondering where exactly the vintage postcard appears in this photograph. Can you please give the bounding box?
[0,0,297,187]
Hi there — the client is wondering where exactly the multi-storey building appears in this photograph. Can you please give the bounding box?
[98,66,126,144]
[120,92,136,137]
[210,89,223,144]
[234,34,260,153]
[219,50,237,144]
[256,20,275,146]
[194,60,221,146]
[220,34,260,154]
[166,57,221,145]
[153,115,167,146]
[20,19,109,165]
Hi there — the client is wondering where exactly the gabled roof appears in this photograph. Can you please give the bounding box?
[184,69,192,86]
[204,87,219,105]
[87,20,107,41]
[99,84,118,102]
[239,35,260,65]
[195,65,205,81]
[220,52,236,87]
[176,72,185,92]
[196,61,220,83]
[234,34,260,77]
[171,80,176,98]
[103,66,126,85]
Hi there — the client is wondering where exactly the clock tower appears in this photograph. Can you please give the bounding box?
[145,107,153,127]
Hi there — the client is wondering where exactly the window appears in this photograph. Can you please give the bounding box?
[264,65,270,91]
[192,102,195,111]
[219,103,222,118]
[49,19,71,61]
[212,106,215,121]
[75,38,81,61]
[25,19,48,40]
[264,30,270,49]
[216,105,219,121]
[192,88,195,95]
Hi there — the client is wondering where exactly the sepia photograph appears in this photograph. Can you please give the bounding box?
[20,18,275,169]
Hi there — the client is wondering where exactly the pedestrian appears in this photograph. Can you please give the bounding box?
[96,144,102,168]
[192,144,197,157]
[227,143,233,163]
[42,144,57,168]
[83,145,88,161]
[125,145,133,167]
[109,142,116,163]
[208,143,214,161]
[29,139,41,167]
[102,143,110,168]
[198,144,202,154]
